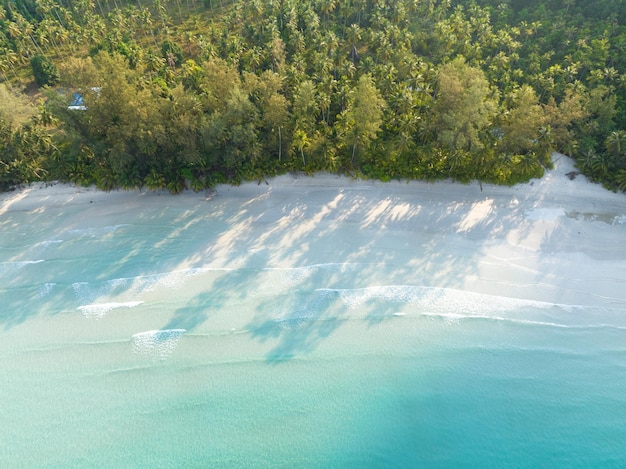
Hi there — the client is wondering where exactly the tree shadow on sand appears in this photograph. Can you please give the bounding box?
[0,187,231,329]
[2,175,547,366]
[248,288,348,363]
[153,176,550,363]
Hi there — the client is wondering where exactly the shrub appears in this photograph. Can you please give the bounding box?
[30,55,60,87]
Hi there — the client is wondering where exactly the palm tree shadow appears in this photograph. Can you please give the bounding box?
[162,291,213,331]
[249,288,348,363]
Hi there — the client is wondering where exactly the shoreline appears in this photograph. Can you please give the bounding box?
[1,153,626,312]
[2,153,626,467]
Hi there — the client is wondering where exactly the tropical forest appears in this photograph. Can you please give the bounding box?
[1,0,626,193]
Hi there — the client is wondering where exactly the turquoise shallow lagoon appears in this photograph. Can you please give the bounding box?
[2,167,626,467]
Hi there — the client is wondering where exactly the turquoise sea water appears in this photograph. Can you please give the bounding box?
[1,187,626,467]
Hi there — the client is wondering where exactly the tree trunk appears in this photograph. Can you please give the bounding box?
[278,125,282,162]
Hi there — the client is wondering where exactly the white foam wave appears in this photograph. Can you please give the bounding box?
[320,285,561,312]
[261,265,320,286]
[269,289,340,328]
[78,301,144,319]
[66,224,130,238]
[71,267,222,304]
[0,259,45,276]
[312,285,624,328]
[421,312,626,330]
[323,285,421,308]
[421,312,568,327]
[132,329,186,359]
[69,263,373,305]
[38,282,56,297]
[72,282,93,303]
[34,239,64,248]
[1,260,45,266]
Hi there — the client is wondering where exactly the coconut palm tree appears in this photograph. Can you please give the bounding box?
[615,169,626,191]
[0,48,19,80]
[590,152,612,179]
[606,130,626,164]
[293,128,309,166]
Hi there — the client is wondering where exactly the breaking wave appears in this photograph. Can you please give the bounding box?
[0,259,45,276]
[132,329,186,360]
[78,301,144,319]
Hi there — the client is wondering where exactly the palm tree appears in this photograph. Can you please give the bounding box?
[346,23,361,50]
[578,148,596,173]
[293,128,310,166]
[7,21,24,44]
[606,130,626,164]
[0,58,9,82]
[15,13,45,57]
[590,153,612,179]
[615,169,626,191]
[146,52,165,77]
[394,130,415,156]
[0,48,19,80]
[317,0,337,24]
[138,8,158,46]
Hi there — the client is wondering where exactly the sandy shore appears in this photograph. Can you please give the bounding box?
[1,153,626,314]
[2,153,626,467]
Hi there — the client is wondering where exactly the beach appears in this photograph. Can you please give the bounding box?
[1,154,626,466]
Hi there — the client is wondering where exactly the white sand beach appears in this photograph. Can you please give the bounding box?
[2,153,625,311]
[1,154,626,466]
[1,152,626,354]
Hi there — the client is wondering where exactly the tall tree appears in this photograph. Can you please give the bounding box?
[291,79,318,165]
[432,57,497,155]
[340,73,385,165]
[207,86,259,173]
[543,88,587,154]
[606,130,626,165]
[498,84,545,156]
[246,71,289,161]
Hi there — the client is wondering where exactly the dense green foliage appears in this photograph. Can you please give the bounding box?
[30,54,60,86]
[1,0,626,192]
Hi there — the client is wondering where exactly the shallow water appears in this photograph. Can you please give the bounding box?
[1,188,626,467]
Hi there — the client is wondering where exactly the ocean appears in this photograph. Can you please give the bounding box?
[1,186,625,467]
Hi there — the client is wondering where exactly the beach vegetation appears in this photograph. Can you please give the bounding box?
[30,54,60,87]
[1,0,626,191]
